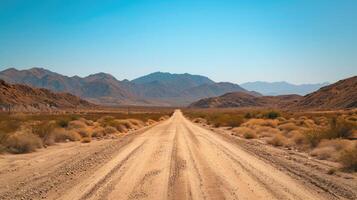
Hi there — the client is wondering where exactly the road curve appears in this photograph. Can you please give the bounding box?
[56,110,327,200]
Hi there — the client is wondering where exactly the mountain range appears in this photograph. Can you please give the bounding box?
[0,68,251,106]
[240,81,329,96]
[190,76,357,110]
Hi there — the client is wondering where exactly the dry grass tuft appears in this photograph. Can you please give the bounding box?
[243,131,257,139]
[68,120,88,129]
[292,131,305,145]
[278,122,300,133]
[267,134,288,147]
[103,126,117,135]
[243,119,278,128]
[338,144,357,172]
[5,131,43,153]
[232,127,257,139]
[91,127,105,138]
[52,128,81,142]
[255,126,282,138]
[310,146,337,160]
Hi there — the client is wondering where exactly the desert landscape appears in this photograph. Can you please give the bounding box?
[0,71,356,200]
[1,1,357,200]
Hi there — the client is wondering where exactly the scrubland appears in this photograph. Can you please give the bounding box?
[0,111,170,154]
[185,109,357,172]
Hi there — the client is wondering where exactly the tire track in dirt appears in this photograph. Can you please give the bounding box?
[185,117,330,199]
[101,115,178,200]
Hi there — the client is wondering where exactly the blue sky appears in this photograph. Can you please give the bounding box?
[0,0,356,84]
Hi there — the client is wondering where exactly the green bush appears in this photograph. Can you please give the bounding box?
[57,119,70,128]
[244,112,253,119]
[264,111,281,119]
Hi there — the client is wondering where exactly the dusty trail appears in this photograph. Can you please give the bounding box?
[0,110,355,200]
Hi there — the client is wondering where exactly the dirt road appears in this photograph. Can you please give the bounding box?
[0,110,356,200]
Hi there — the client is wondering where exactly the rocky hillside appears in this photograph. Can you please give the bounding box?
[295,76,357,109]
[189,92,301,108]
[190,76,357,110]
[0,80,95,112]
[0,68,139,105]
[0,68,253,106]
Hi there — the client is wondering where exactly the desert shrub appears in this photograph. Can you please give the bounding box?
[127,119,145,129]
[304,128,325,147]
[81,137,92,143]
[310,139,354,161]
[97,116,115,126]
[232,127,253,136]
[244,112,253,119]
[264,111,280,119]
[243,131,257,139]
[243,119,278,128]
[5,131,43,153]
[303,119,316,128]
[305,118,356,147]
[91,127,105,138]
[68,120,87,129]
[108,120,131,132]
[57,119,70,128]
[78,118,94,126]
[315,116,328,126]
[338,145,357,171]
[0,120,21,134]
[31,121,55,138]
[208,114,244,128]
[329,117,355,139]
[278,122,300,132]
[255,126,281,138]
[268,134,288,147]
[31,121,56,145]
[318,139,352,151]
[52,129,81,142]
[311,146,336,160]
[77,128,91,138]
[292,132,305,145]
[104,126,117,135]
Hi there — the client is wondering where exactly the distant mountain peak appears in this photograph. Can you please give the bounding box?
[84,72,118,82]
[241,81,329,96]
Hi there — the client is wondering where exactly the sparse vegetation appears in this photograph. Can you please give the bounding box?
[0,110,169,154]
[184,108,357,172]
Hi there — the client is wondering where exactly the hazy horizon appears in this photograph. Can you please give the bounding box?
[0,66,337,85]
[1,1,356,84]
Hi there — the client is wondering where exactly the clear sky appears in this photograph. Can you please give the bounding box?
[0,0,356,84]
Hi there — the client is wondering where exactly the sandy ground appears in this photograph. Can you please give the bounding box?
[0,110,356,200]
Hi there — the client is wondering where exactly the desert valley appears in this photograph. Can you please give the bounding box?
[1,1,357,199]
[0,67,356,200]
